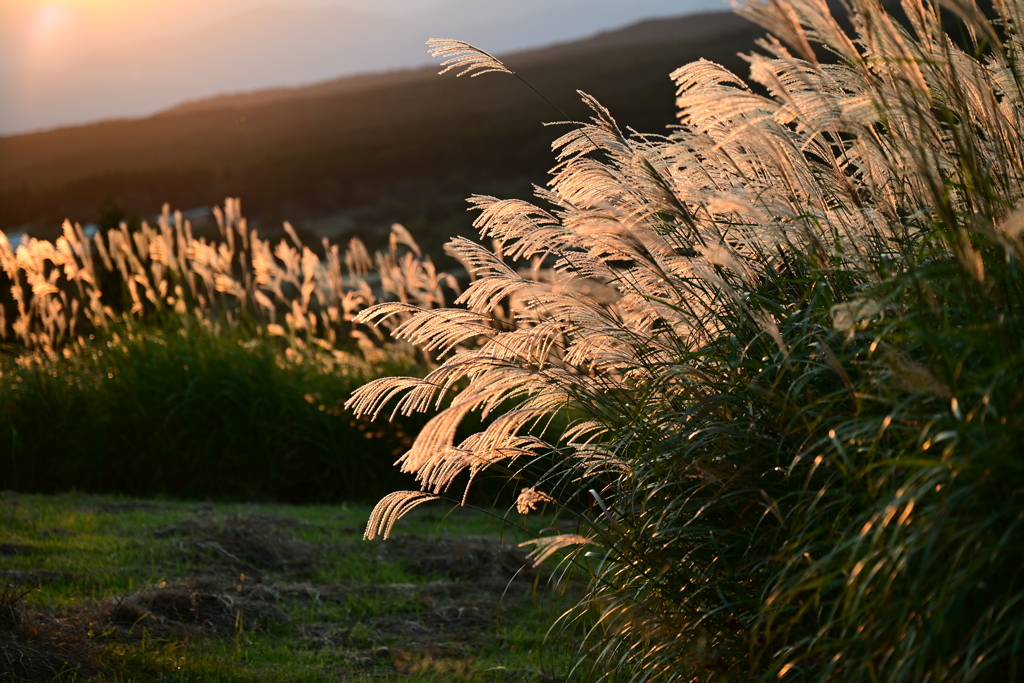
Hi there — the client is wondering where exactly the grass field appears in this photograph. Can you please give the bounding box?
[0,491,577,682]
[5,0,1023,678]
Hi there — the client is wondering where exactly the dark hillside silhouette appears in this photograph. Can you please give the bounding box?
[0,12,759,257]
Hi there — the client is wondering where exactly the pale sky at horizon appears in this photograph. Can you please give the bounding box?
[0,0,726,135]
[2,0,446,72]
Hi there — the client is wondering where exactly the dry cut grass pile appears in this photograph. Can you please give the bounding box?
[0,492,575,682]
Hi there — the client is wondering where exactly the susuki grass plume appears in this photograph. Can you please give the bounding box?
[352,0,1024,680]
[0,199,460,362]
[0,201,463,502]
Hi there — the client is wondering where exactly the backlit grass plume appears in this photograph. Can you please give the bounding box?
[352,0,1024,680]
[0,202,454,502]
[427,39,514,78]
[0,200,459,362]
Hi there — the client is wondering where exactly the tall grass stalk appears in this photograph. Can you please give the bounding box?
[0,323,426,502]
[351,0,1024,679]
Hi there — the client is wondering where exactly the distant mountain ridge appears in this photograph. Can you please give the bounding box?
[0,11,761,253]
[0,0,723,135]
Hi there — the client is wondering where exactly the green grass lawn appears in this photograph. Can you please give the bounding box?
[0,492,579,682]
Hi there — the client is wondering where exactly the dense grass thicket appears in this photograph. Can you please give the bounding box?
[0,200,463,502]
[0,325,425,502]
[350,0,1024,680]
[0,197,460,358]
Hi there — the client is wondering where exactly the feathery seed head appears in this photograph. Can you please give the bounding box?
[426,38,514,78]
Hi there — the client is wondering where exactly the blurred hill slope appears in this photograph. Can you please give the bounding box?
[0,12,759,253]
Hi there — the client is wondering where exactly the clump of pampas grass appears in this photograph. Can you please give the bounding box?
[0,201,456,502]
[0,199,458,363]
[352,0,1024,679]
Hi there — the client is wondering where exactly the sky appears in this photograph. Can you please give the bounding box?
[0,0,725,135]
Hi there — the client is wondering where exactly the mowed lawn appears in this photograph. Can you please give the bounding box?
[0,492,579,682]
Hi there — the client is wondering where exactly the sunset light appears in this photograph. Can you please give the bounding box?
[24,4,76,55]
[18,0,124,8]
[5,0,136,77]
[0,0,721,135]
[0,0,1021,680]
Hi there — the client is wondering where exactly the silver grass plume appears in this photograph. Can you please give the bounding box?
[426,39,514,78]
[0,202,459,363]
[349,0,1024,677]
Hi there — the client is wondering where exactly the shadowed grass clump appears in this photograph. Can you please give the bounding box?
[0,324,426,503]
[349,0,1024,680]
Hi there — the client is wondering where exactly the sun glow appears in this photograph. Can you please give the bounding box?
[7,0,150,75]
[12,0,137,8]
[19,5,76,68]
